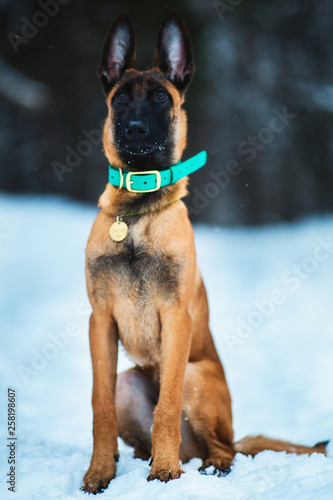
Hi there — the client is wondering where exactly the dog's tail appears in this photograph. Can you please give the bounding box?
[234,435,329,457]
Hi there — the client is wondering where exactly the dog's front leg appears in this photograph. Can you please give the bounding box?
[82,309,119,494]
[148,308,192,482]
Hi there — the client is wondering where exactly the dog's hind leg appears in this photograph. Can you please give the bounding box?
[116,367,157,460]
[116,366,207,464]
[182,359,235,475]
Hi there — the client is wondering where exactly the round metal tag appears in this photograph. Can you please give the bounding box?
[109,221,128,242]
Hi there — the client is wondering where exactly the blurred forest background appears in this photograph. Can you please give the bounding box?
[1,0,333,225]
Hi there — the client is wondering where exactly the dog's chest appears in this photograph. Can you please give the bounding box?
[115,298,162,366]
[87,239,181,365]
[88,239,180,299]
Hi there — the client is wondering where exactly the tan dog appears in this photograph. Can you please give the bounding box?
[81,10,327,494]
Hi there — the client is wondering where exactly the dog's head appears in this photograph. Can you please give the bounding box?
[98,10,195,171]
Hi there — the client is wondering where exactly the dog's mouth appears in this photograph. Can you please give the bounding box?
[115,139,169,167]
[116,142,163,158]
[123,147,157,156]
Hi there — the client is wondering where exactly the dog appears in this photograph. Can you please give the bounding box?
[81,10,327,494]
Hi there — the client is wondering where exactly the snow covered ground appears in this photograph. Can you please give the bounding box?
[0,194,333,500]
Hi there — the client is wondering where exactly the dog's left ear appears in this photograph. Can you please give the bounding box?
[154,10,195,93]
[98,13,136,94]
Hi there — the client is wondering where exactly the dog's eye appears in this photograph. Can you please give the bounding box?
[155,89,167,102]
[116,91,127,102]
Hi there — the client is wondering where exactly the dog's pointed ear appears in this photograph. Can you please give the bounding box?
[154,10,195,93]
[98,13,136,94]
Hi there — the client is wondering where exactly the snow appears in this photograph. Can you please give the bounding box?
[0,194,333,499]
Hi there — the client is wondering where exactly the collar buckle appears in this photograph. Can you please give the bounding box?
[126,170,161,193]
[118,168,124,190]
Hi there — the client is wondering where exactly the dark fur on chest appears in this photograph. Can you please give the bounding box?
[87,239,181,300]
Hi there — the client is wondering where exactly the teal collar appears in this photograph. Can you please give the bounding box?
[108,151,207,193]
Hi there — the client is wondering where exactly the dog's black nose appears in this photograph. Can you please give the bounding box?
[125,120,149,139]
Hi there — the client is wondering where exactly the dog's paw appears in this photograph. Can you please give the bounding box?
[81,464,116,494]
[198,457,232,477]
[147,463,184,483]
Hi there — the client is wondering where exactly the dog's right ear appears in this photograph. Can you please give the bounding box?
[98,13,136,94]
[154,10,195,93]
